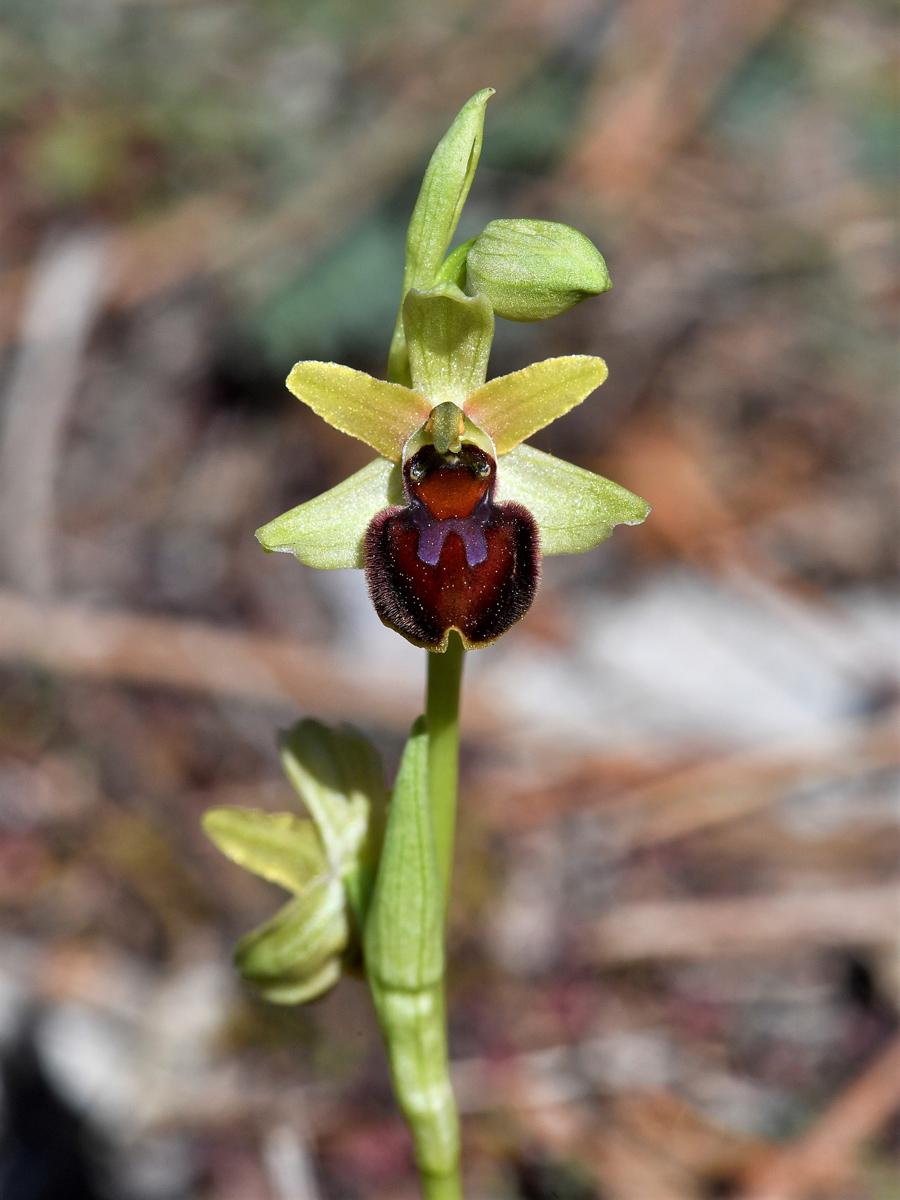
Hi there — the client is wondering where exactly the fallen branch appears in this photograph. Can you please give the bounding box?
[591,883,900,963]
[0,590,499,733]
[738,1032,900,1200]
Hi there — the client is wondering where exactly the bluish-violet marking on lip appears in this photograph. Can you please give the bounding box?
[412,511,489,567]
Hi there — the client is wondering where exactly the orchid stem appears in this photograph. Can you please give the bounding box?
[426,632,465,916]
[423,1168,463,1200]
[413,633,465,1200]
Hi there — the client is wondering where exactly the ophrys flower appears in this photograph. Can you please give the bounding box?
[256,283,649,651]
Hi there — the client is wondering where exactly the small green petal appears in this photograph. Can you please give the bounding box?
[495,442,650,555]
[464,355,608,454]
[255,456,402,570]
[235,881,348,983]
[202,808,327,895]
[403,285,494,405]
[286,361,429,461]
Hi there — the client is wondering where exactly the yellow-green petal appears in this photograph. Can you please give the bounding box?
[255,456,402,570]
[286,361,429,461]
[403,285,494,405]
[201,808,327,896]
[495,443,650,555]
[464,355,608,454]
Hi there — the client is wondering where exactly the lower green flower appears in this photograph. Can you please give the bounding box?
[202,720,387,1004]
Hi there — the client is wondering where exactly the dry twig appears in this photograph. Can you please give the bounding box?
[738,1033,900,1200]
[591,883,900,964]
[0,589,499,733]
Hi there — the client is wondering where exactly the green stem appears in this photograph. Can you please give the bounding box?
[420,634,465,1199]
[426,632,465,914]
[423,1170,463,1200]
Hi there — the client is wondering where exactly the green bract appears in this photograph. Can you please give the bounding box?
[465,218,611,321]
[388,88,494,386]
[365,718,458,1177]
[365,717,442,993]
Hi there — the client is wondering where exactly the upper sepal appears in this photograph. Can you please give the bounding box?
[403,284,494,405]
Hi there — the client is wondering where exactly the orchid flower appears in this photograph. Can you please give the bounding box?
[256,281,649,650]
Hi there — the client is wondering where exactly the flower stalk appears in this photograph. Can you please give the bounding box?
[426,633,465,918]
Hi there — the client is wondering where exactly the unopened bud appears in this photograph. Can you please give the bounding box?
[466,219,611,321]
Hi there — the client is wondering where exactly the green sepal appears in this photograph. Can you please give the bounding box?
[201,808,327,895]
[388,88,494,384]
[253,958,343,1006]
[465,355,608,454]
[466,219,611,321]
[286,361,429,461]
[403,285,494,405]
[495,442,650,555]
[364,718,443,991]
[255,456,402,570]
[235,880,348,986]
[280,719,388,924]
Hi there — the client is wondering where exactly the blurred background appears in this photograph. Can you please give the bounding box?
[1,1,898,1198]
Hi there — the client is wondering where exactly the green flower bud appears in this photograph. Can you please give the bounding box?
[466,218,611,321]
